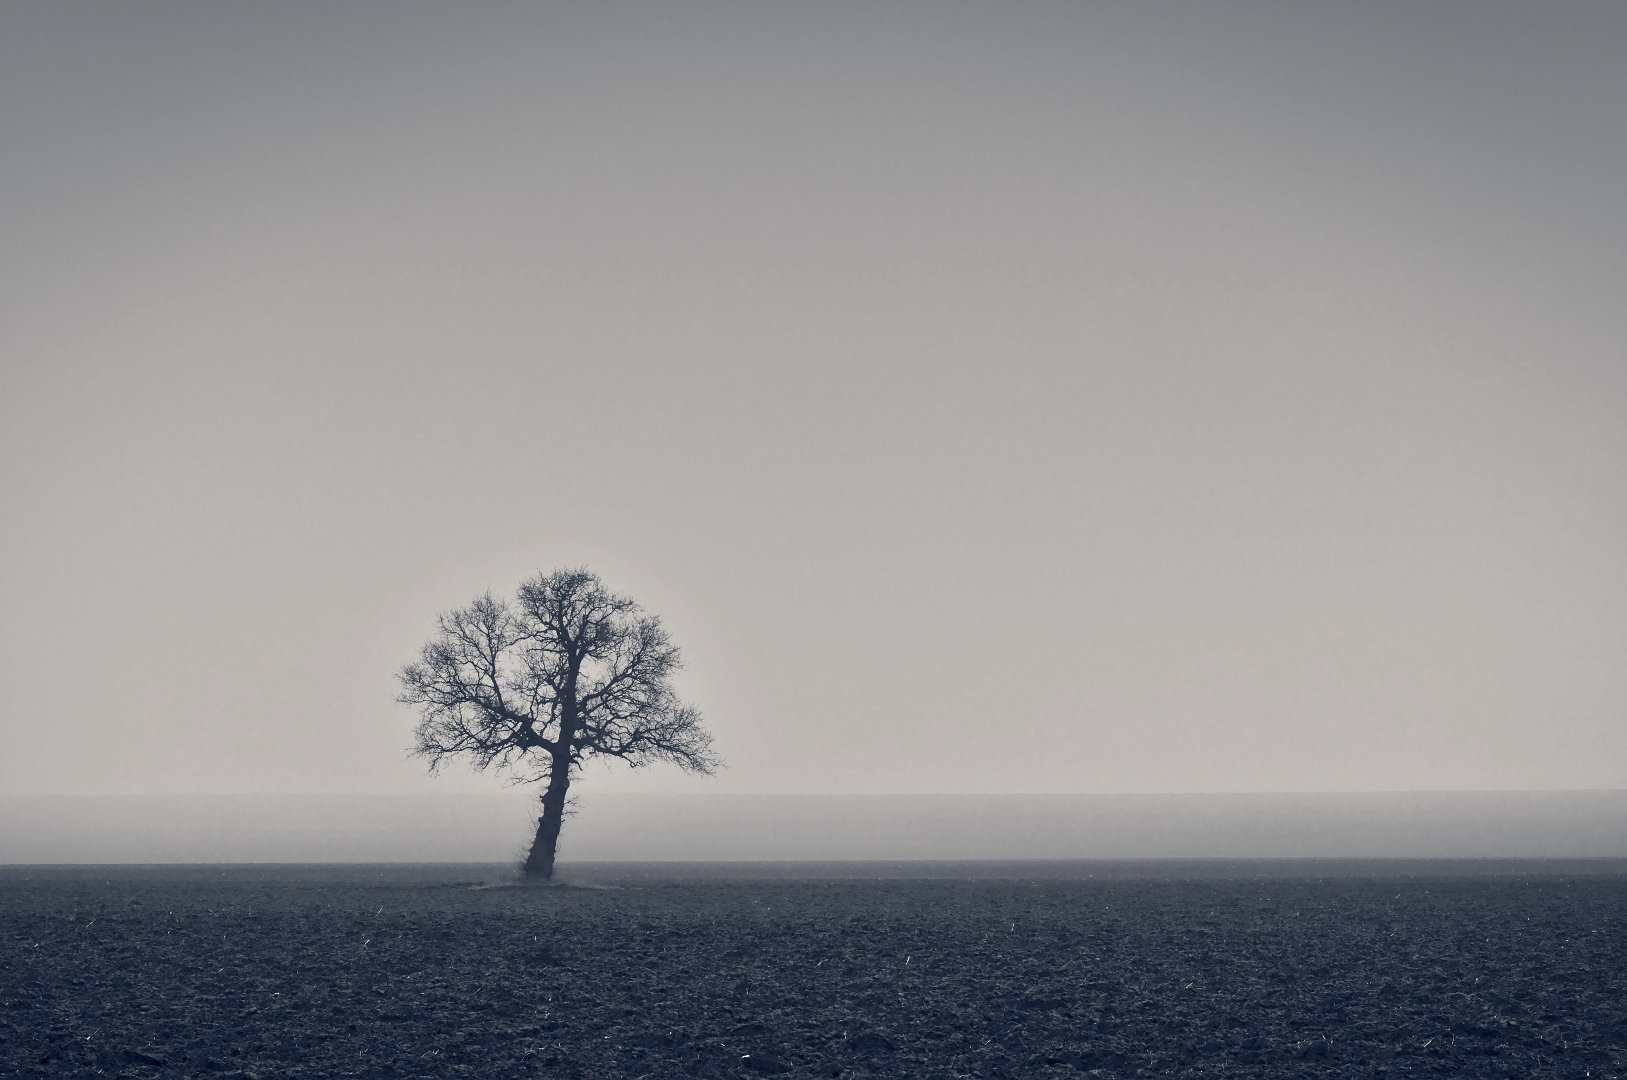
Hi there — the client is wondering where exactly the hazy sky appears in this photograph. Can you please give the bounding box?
[4,2,1624,799]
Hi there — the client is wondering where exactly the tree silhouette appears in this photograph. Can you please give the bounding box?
[398,568,718,878]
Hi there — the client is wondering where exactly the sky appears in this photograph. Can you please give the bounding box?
[3,1,1625,801]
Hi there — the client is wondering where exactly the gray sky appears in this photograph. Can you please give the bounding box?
[3,1,1624,800]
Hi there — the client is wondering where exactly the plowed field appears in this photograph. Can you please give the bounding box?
[2,864,1623,1078]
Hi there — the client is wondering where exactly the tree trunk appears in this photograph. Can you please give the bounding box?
[525,664,580,879]
[522,760,571,878]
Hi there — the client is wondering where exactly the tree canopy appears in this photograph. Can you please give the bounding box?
[398,568,717,876]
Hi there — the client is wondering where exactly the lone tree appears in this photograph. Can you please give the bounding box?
[397,568,718,878]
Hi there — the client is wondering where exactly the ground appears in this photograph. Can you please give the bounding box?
[1,862,1623,1078]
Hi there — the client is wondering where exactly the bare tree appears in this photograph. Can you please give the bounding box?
[397,568,718,878]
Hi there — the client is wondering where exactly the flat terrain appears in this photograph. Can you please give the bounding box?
[2,862,1623,1079]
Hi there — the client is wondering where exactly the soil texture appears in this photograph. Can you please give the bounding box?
[1,863,1623,1079]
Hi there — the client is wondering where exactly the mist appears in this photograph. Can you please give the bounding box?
[4,791,1623,865]
[5,2,1627,807]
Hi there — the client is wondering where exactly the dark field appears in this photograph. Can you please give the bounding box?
[2,863,1624,1079]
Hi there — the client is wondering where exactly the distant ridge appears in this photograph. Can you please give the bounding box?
[3,790,1623,864]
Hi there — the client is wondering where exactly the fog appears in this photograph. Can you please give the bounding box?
[4,4,1626,811]
[3,792,1623,865]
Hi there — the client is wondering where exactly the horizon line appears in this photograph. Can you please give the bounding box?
[7,788,1624,800]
